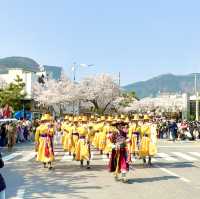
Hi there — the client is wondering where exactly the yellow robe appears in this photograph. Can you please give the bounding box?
[128,124,141,154]
[62,123,69,151]
[139,124,151,157]
[63,124,74,152]
[139,123,157,157]
[104,126,116,154]
[92,123,103,149]
[35,124,55,163]
[75,126,90,161]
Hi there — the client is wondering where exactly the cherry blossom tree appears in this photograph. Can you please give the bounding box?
[32,73,79,114]
[79,74,120,114]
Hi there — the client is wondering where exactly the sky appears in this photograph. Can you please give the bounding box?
[0,0,200,85]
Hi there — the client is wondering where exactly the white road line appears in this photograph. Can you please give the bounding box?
[60,154,73,162]
[10,189,25,199]
[188,152,200,158]
[159,145,200,148]
[91,152,94,160]
[172,152,198,161]
[157,153,178,162]
[17,152,36,162]
[2,152,21,162]
[101,154,109,162]
[155,165,191,183]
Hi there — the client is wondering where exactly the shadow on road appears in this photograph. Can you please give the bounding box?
[128,175,178,184]
[153,162,195,169]
[4,161,102,199]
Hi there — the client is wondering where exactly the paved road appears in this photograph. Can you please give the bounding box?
[1,140,200,199]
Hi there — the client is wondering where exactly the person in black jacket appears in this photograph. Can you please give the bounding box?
[0,124,7,147]
[0,152,6,199]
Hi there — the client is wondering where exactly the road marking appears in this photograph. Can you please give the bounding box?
[159,145,200,148]
[154,165,190,183]
[60,154,73,162]
[17,152,36,162]
[91,152,94,160]
[101,154,109,162]
[157,153,178,162]
[188,152,200,158]
[9,188,25,199]
[2,152,21,162]
[172,152,198,161]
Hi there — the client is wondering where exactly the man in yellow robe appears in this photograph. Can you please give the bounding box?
[35,114,55,170]
[75,116,91,169]
[139,115,157,166]
[128,115,141,158]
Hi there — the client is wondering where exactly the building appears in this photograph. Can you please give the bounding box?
[0,57,62,99]
[37,65,62,81]
[0,57,40,99]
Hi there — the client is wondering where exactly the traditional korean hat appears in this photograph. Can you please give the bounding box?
[97,118,102,123]
[124,117,130,123]
[133,114,140,121]
[90,115,95,120]
[64,115,69,120]
[143,115,150,120]
[107,116,113,122]
[101,116,106,121]
[41,114,52,121]
[112,121,128,127]
[73,117,79,122]
[120,114,125,119]
[69,116,73,122]
[113,115,118,121]
[82,116,88,122]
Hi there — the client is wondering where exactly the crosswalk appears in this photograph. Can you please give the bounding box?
[2,150,200,164]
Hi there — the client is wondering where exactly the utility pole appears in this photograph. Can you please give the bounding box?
[195,73,199,121]
[72,62,77,115]
[118,72,121,87]
[118,72,121,96]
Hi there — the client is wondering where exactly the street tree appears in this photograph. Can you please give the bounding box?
[0,75,26,110]
[32,73,79,114]
[79,74,120,114]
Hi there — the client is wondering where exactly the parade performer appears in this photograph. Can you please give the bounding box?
[109,121,130,183]
[62,116,72,154]
[98,116,107,154]
[61,115,69,147]
[92,118,103,150]
[139,115,157,166]
[35,114,55,170]
[128,115,141,158]
[71,117,79,160]
[75,116,91,169]
[104,116,115,157]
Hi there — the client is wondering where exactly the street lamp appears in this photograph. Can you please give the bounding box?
[71,62,94,114]
[194,73,199,121]
[71,62,94,82]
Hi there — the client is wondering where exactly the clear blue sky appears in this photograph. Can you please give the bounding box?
[0,0,200,85]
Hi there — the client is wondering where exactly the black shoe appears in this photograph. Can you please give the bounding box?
[43,163,47,168]
[122,178,129,183]
[48,166,54,170]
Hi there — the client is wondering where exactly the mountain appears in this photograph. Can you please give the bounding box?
[0,56,40,73]
[124,73,199,99]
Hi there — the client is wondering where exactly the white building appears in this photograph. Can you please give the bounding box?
[0,68,37,99]
[0,57,62,100]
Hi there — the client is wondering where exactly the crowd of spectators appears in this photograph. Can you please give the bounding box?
[157,119,200,141]
[0,119,40,150]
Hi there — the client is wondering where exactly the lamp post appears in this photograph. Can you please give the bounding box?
[71,63,94,115]
[194,73,199,121]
